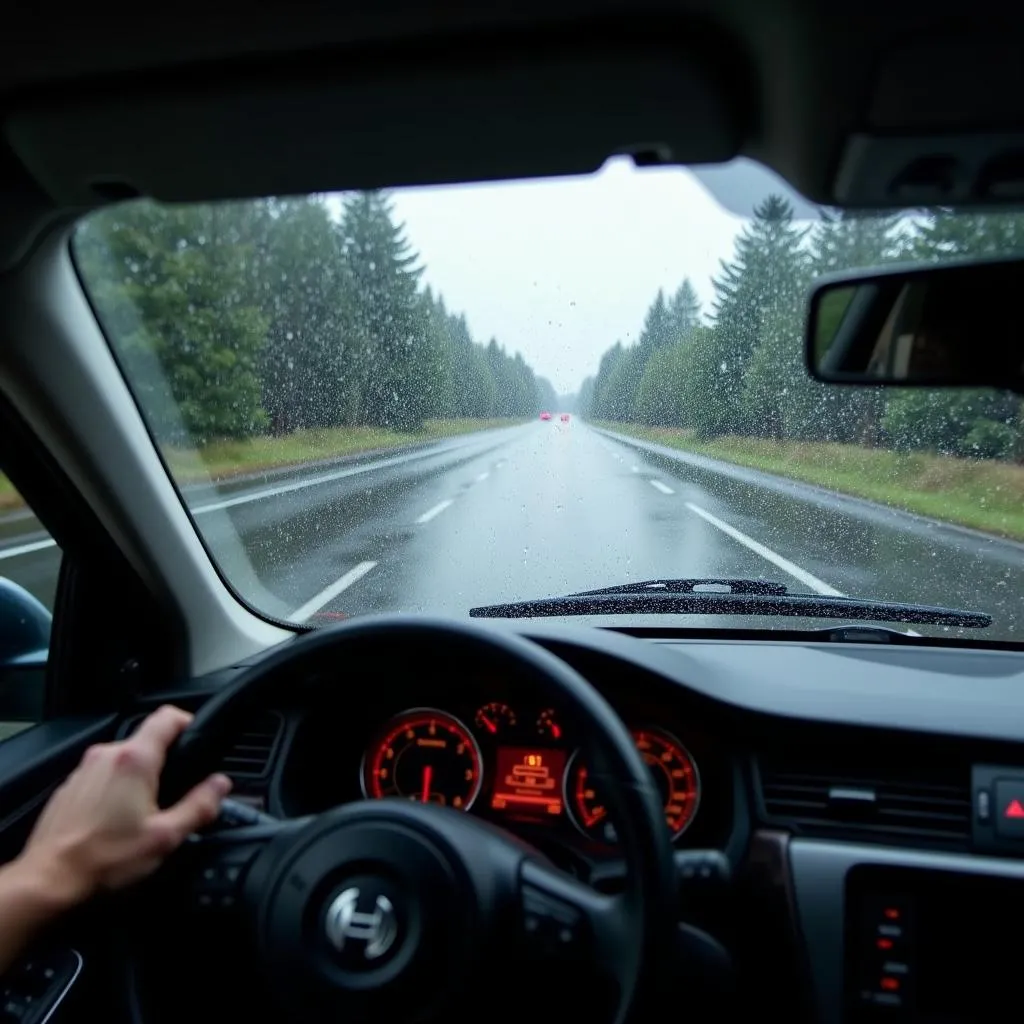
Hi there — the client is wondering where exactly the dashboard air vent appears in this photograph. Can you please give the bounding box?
[756,747,971,842]
[217,711,284,782]
[120,709,284,785]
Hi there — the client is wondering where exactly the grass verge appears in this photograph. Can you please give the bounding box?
[0,418,518,510]
[163,418,516,483]
[0,478,22,513]
[600,423,1024,542]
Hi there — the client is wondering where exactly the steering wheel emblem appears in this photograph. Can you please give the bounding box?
[325,886,399,961]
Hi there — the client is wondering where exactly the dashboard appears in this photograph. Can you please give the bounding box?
[154,621,1024,1024]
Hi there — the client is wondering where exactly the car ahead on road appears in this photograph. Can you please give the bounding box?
[1,7,1024,1024]
[560,413,570,422]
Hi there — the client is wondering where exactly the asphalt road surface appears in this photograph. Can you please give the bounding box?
[3,420,1024,641]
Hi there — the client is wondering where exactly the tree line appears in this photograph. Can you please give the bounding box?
[579,201,1024,460]
[74,193,557,443]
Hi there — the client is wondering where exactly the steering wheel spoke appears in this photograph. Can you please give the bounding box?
[173,815,304,918]
[519,858,631,986]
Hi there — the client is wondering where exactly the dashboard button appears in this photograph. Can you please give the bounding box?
[520,884,586,957]
[994,779,1024,838]
[977,788,991,823]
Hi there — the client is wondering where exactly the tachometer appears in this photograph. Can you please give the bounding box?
[566,727,700,841]
[361,708,483,810]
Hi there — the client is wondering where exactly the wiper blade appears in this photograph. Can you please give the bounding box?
[469,578,991,628]
[571,577,790,597]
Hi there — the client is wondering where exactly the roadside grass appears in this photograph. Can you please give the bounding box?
[0,418,518,509]
[0,477,21,512]
[600,423,1024,542]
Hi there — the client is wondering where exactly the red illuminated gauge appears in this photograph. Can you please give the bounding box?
[475,702,516,737]
[566,727,700,842]
[361,708,482,810]
[536,708,563,740]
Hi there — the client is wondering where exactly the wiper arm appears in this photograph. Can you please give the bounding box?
[469,577,991,628]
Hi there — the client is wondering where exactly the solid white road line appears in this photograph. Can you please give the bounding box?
[631,465,640,473]
[0,436,509,560]
[416,499,454,524]
[290,561,378,622]
[191,443,469,515]
[475,472,490,482]
[0,538,58,561]
[685,501,844,597]
[649,480,675,495]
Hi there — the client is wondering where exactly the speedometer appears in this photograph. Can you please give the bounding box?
[361,708,483,810]
[566,727,700,841]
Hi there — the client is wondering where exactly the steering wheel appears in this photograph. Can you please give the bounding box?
[156,617,676,1024]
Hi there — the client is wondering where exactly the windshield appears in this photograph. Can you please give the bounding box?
[69,159,1024,642]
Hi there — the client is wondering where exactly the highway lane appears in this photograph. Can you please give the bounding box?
[3,420,1024,640]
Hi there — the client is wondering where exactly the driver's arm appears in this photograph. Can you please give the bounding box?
[0,705,231,974]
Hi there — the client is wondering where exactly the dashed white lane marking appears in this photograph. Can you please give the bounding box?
[475,472,490,482]
[685,501,844,597]
[649,479,675,495]
[416,499,454,524]
[0,538,57,561]
[290,561,377,622]
[631,465,640,473]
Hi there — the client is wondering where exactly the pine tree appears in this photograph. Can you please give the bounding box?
[75,201,268,444]
[339,192,435,431]
[667,278,702,338]
[910,210,1024,262]
[810,208,903,275]
[697,195,808,436]
[637,290,673,357]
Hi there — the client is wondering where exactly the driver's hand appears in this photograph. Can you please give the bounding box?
[16,705,232,908]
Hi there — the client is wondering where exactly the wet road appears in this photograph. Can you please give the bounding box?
[3,420,1024,640]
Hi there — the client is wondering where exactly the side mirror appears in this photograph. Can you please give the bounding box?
[806,257,1024,393]
[0,577,50,730]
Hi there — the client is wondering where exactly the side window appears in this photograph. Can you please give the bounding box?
[0,475,59,738]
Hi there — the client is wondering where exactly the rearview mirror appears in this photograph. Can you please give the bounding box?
[806,257,1024,394]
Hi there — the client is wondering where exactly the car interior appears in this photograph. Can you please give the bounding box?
[2,3,1024,1023]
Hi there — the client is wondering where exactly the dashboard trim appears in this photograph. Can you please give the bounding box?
[789,838,1024,1024]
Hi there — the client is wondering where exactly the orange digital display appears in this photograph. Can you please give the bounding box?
[490,746,566,816]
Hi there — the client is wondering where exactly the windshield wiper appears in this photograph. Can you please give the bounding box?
[469,577,991,628]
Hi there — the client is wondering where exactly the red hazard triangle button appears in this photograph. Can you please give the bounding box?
[995,782,1024,838]
[1005,799,1024,819]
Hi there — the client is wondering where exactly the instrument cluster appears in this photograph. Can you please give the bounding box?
[358,700,702,844]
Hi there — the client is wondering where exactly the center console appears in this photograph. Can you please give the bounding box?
[788,840,1024,1024]
[845,865,1024,1021]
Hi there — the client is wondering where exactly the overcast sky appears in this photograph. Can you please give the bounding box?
[383,157,820,394]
